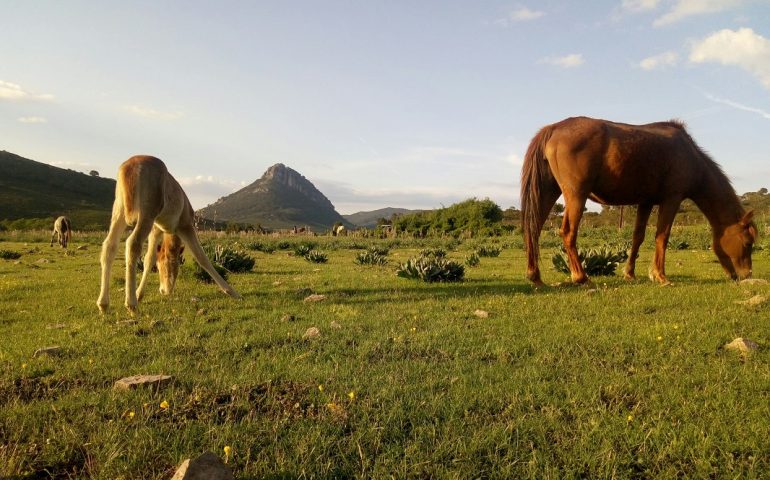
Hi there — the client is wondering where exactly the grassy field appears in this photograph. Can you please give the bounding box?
[1,228,769,479]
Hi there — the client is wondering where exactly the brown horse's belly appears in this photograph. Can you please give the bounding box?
[589,190,660,206]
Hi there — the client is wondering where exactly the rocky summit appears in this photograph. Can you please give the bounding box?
[196,163,350,232]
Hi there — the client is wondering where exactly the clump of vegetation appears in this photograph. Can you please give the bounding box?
[355,247,389,266]
[397,255,465,282]
[552,245,629,276]
[193,243,255,282]
[0,249,21,260]
[419,248,446,259]
[475,245,501,257]
[294,242,318,257]
[465,252,480,267]
[245,241,276,254]
[392,198,503,237]
[304,250,328,264]
[670,240,690,250]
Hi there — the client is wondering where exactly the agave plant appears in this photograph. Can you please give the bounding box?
[0,249,22,260]
[465,252,480,267]
[551,245,629,276]
[304,250,328,263]
[419,248,447,259]
[475,245,501,257]
[396,255,464,282]
[355,250,388,266]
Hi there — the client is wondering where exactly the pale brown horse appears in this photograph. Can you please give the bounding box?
[50,216,72,248]
[521,117,757,286]
[97,155,241,313]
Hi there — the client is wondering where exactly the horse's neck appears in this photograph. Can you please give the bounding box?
[691,165,742,232]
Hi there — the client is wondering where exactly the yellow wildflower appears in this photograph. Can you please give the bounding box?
[627,414,633,423]
[223,445,232,463]
[318,384,324,392]
[656,336,662,341]
[347,391,356,400]
[160,400,169,410]
[21,363,27,369]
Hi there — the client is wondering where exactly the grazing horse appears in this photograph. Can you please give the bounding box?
[50,216,72,248]
[97,155,242,313]
[521,117,756,286]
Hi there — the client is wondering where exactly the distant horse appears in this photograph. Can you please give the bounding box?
[521,117,756,286]
[97,155,242,314]
[50,216,72,248]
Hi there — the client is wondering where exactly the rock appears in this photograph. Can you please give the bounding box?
[739,278,768,286]
[281,314,296,322]
[35,258,50,264]
[736,295,767,306]
[724,337,759,353]
[171,451,234,480]
[303,294,326,303]
[190,296,201,303]
[272,281,283,286]
[330,321,342,329]
[473,309,489,319]
[33,346,62,357]
[76,245,88,251]
[302,327,321,340]
[113,374,173,391]
[196,308,206,316]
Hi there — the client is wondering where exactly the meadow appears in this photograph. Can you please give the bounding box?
[1,227,769,479]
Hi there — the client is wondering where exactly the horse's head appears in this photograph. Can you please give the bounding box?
[157,234,185,295]
[714,210,756,281]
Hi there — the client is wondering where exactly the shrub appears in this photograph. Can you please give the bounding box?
[475,245,501,257]
[465,252,480,267]
[208,244,255,273]
[192,262,229,283]
[294,242,317,257]
[304,250,328,263]
[419,248,446,259]
[670,240,690,250]
[0,250,21,260]
[551,245,629,276]
[355,250,388,266]
[396,256,465,282]
[245,241,276,254]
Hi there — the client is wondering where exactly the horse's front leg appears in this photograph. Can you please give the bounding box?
[124,219,154,313]
[649,200,681,285]
[624,204,652,280]
[136,225,161,302]
[177,225,243,299]
[50,229,57,247]
[561,195,589,284]
[97,215,127,313]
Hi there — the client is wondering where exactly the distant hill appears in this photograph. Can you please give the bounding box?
[0,150,115,229]
[344,207,426,228]
[197,163,351,232]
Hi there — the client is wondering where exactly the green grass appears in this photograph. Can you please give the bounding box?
[1,230,769,478]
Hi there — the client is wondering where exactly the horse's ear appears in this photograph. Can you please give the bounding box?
[740,210,754,227]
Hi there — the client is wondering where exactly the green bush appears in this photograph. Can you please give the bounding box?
[465,252,480,267]
[245,241,276,254]
[190,244,255,283]
[419,248,446,259]
[552,245,629,276]
[304,250,328,263]
[475,245,501,257]
[355,250,388,266]
[294,242,318,257]
[396,256,465,282]
[192,262,229,283]
[0,249,21,260]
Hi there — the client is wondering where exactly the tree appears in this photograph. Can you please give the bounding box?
[89,170,99,177]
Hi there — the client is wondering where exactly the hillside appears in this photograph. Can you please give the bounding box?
[0,150,115,229]
[343,207,425,228]
[197,163,351,231]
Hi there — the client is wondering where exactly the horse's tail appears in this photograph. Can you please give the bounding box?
[521,125,558,277]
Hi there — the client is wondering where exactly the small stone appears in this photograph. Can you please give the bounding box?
[171,451,234,480]
[33,346,62,357]
[272,281,282,286]
[739,278,768,286]
[190,296,201,303]
[586,288,600,294]
[46,323,67,330]
[736,295,767,306]
[473,309,489,319]
[281,314,296,322]
[724,337,759,353]
[35,258,50,264]
[302,327,321,339]
[113,374,173,390]
[330,321,342,329]
[196,308,206,316]
[304,294,326,303]
[76,245,88,251]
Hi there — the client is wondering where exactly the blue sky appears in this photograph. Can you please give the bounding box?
[2,1,769,214]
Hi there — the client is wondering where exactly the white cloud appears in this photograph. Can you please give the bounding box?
[621,0,662,12]
[540,54,585,68]
[701,91,770,119]
[654,0,745,27]
[639,51,679,70]
[494,6,545,26]
[18,116,48,124]
[690,28,770,89]
[0,80,54,102]
[178,175,246,209]
[125,105,183,120]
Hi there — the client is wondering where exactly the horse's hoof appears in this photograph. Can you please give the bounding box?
[125,305,138,315]
[97,303,109,314]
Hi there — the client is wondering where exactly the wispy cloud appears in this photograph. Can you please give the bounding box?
[654,0,745,27]
[701,91,770,120]
[494,6,545,26]
[621,0,663,12]
[539,54,585,68]
[17,116,48,124]
[690,27,770,89]
[0,80,54,102]
[178,175,247,209]
[125,105,184,121]
[639,51,679,70]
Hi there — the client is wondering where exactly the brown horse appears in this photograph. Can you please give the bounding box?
[50,216,72,248]
[97,155,241,314]
[521,116,757,286]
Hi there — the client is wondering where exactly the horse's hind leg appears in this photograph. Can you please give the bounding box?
[176,225,242,299]
[560,193,589,284]
[624,204,652,280]
[526,185,561,286]
[50,229,57,247]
